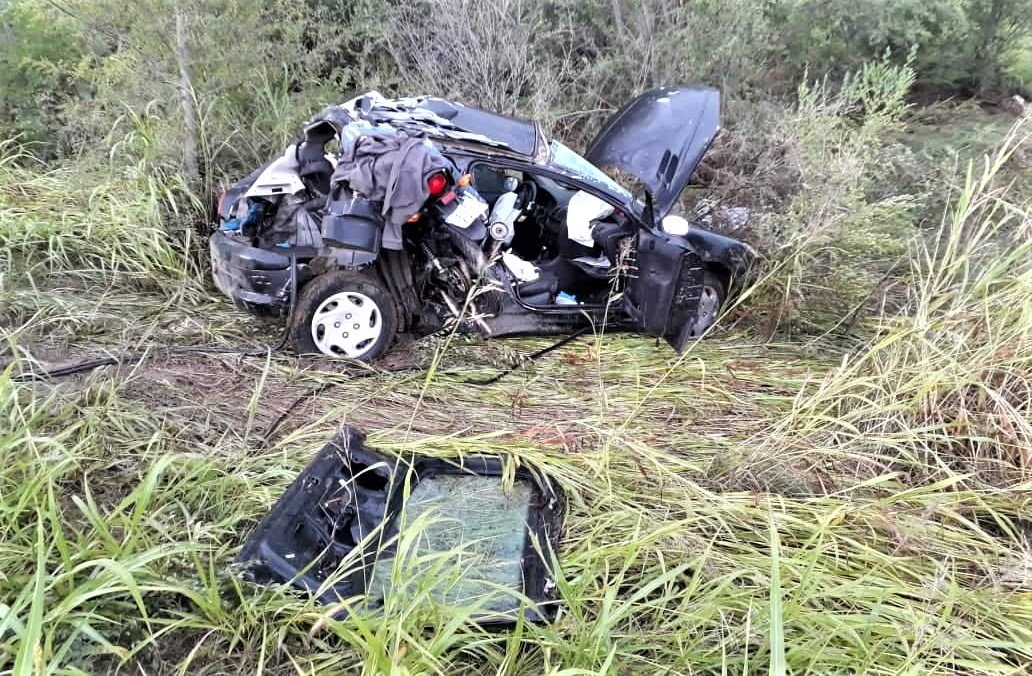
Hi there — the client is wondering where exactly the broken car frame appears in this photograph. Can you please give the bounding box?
[210,87,755,360]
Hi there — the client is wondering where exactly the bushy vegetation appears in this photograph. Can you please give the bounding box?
[1,0,1030,673]
[3,0,1030,155]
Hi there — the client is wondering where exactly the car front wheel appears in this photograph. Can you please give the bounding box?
[290,271,397,360]
[686,271,727,338]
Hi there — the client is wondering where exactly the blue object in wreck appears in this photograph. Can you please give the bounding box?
[221,201,261,232]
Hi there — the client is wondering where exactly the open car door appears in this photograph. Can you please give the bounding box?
[622,229,709,352]
[586,85,722,351]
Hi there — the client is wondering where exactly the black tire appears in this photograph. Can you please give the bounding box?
[290,270,397,361]
[686,270,727,337]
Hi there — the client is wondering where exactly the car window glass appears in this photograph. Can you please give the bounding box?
[549,141,632,199]
[472,165,523,194]
[366,474,535,613]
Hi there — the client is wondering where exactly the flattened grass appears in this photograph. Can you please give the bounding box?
[1,126,1030,673]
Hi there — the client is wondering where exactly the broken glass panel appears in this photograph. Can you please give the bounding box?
[367,475,534,615]
[235,426,564,626]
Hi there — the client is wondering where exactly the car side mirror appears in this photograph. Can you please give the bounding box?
[660,215,690,236]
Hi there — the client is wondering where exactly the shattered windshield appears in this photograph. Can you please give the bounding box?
[549,141,631,199]
[368,474,535,615]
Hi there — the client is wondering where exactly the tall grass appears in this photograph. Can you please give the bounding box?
[737,55,925,337]
[731,118,1031,492]
[0,137,199,297]
[0,122,1029,673]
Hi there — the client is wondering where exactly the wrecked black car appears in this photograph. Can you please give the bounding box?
[210,87,754,360]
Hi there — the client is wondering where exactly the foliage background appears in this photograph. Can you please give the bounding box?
[1,0,1030,673]
[3,0,1030,158]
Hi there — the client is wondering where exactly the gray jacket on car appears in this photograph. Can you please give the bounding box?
[331,129,449,249]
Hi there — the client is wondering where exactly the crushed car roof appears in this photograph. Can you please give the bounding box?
[309,92,543,158]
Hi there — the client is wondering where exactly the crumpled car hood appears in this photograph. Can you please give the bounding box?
[585,85,721,219]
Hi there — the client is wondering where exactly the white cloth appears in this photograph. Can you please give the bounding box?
[502,252,539,281]
[565,191,614,248]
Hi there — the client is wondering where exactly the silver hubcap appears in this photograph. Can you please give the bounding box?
[690,285,720,336]
[311,291,383,358]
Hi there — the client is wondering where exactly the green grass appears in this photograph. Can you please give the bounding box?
[0,123,1030,674]
[1005,37,1032,88]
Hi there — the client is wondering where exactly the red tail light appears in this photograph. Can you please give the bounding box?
[216,190,227,216]
[426,172,448,197]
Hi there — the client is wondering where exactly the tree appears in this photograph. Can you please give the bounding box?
[0,0,86,148]
[969,0,1032,91]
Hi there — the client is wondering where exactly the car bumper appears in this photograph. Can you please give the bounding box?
[209,231,293,316]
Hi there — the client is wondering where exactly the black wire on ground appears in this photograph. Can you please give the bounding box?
[12,319,587,446]
[11,327,589,386]
[458,325,591,386]
[8,249,588,396]
[8,243,594,441]
[9,254,301,384]
[258,325,592,445]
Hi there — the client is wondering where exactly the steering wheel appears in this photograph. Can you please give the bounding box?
[514,179,537,211]
[500,176,535,211]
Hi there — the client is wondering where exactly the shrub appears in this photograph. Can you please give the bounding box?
[727,122,1031,492]
[386,0,562,120]
[0,0,86,149]
[772,0,1032,92]
[385,0,777,143]
[735,55,923,335]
